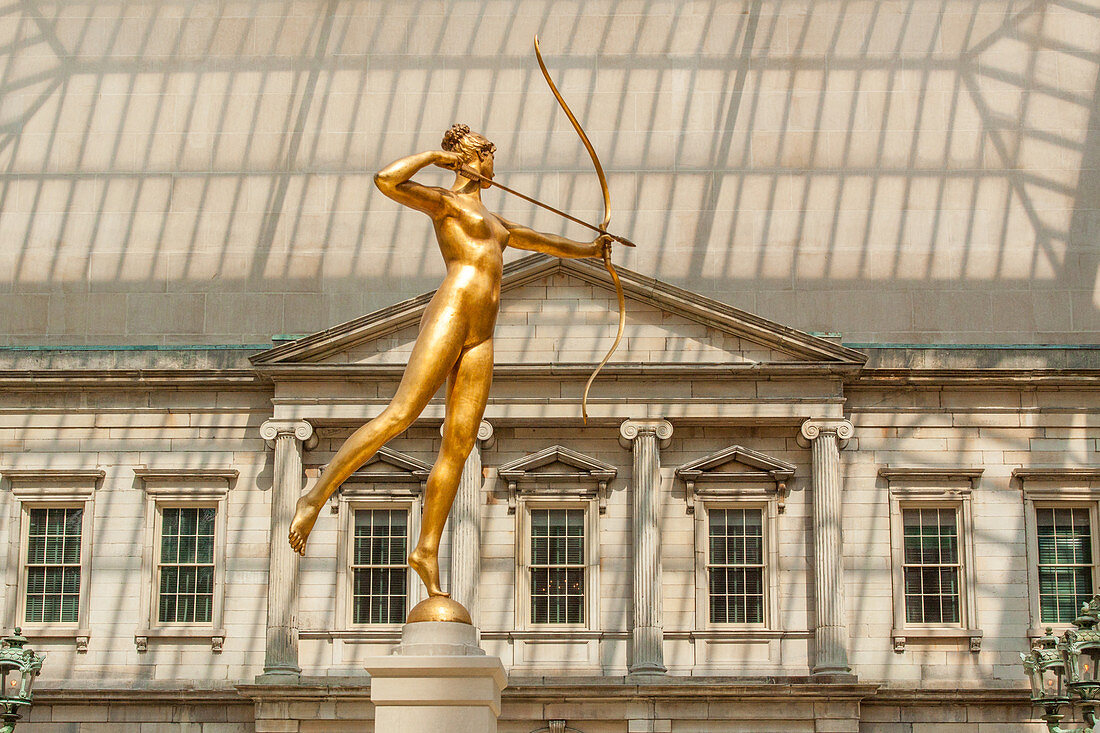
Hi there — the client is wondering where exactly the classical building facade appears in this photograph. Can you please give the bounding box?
[1,0,1098,730]
[2,255,1097,731]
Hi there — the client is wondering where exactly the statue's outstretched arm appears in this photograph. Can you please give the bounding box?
[374,150,459,215]
[499,216,608,259]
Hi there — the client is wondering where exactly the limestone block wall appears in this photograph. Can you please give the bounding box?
[1,373,1095,697]
[0,385,273,683]
[845,385,1100,686]
[1,1,1096,346]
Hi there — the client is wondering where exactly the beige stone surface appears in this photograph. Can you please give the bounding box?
[0,1,1096,345]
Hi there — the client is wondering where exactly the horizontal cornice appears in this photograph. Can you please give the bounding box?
[849,368,1100,387]
[32,681,1030,708]
[0,365,1096,391]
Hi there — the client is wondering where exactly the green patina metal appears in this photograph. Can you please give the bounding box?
[0,628,45,733]
[1022,596,1100,732]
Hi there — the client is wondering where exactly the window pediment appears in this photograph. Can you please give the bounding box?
[335,446,432,500]
[676,446,795,513]
[498,445,617,514]
[3,468,104,501]
[133,468,238,499]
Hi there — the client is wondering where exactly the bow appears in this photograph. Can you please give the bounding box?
[534,35,627,424]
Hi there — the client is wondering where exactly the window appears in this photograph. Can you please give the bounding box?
[326,446,430,633]
[529,508,585,625]
[134,469,235,652]
[902,507,960,625]
[158,507,216,624]
[3,469,101,652]
[881,467,983,652]
[351,509,408,625]
[707,508,765,625]
[501,446,608,633]
[1017,467,1100,636]
[1036,507,1094,624]
[24,508,83,624]
[676,444,790,636]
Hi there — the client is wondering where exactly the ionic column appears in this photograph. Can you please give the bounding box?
[799,417,854,676]
[259,419,316,680]
[620,418,673,675]
[448,420,494,623]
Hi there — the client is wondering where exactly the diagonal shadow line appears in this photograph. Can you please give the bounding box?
[958,65,1062,273]
[0,72,61,142]
[688,0,759,280]
[962,0,1044,59]
[250,0,338,280]
[20,0,70,60]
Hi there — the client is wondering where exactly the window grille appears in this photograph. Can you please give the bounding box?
[1037,507,1094,623]
[530,508,585,624]
[707,508,765,624]
[25,507,82,624]
[903,507,961,624]
[159,507,216,624]
[352,509,408,624]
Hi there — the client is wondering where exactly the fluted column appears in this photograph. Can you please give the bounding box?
[259,419,315,680]
[799,417,854,676]
[620,418,673,675]
[448,420,493,623]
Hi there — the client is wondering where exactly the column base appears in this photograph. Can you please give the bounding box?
[365,621,507,733]
[254,666,301,684]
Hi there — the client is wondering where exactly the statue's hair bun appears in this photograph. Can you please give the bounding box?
[442,123,471,151]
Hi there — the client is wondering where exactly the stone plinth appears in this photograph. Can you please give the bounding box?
[365,622,507,732]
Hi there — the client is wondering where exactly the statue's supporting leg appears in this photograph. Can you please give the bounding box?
[410,339,493,598]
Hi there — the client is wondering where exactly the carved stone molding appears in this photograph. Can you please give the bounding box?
[797,418,853,449]
[879,466,983,492]
[259,419,317,450]
[676,445,796,513]
[619,419,673,448]
[499,445,617,514]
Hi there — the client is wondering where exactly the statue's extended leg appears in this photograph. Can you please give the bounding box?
[288,310,467,554]
[409,338,493,597]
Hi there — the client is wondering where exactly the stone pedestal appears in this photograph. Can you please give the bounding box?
[365,622,507,732]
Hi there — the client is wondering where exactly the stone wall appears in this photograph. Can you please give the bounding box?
[1,374,1093,686]
[1,0,1097,345]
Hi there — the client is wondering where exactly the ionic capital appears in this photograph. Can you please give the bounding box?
[439,419,494,447]
[619,419,673,449]
[798,418,853,449]
[260,419,317,450]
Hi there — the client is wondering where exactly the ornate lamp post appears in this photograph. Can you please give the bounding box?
[1023,597,1100,732]
[0,629,45,733]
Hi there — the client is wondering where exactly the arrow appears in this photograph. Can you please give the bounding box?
[454,165,636,248]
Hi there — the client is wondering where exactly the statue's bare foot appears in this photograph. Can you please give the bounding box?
[289,496,321,556]
[409,546,447,597]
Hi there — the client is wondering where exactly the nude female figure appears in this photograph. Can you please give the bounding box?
[288,124,610,599]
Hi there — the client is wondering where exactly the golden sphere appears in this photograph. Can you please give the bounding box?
[406,595,473,625]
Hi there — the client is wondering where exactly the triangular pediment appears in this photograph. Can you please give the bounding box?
[498,445,617,514]
[676,446,796,513]
[498,445,617,482]
[251,254,866,371]
[676,445,796,483]
[340,446,431,484]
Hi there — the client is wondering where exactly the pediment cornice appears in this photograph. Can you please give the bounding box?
[498,445,617,514]
[675,445,797,513]
[251,254,867,370]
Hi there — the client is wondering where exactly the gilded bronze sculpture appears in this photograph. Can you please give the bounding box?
[289,38,631,624]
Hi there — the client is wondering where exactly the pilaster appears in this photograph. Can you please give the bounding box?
[799,417,854,677]
[258,419,316,681]
[620,418,673,675]
[449,420,494,623]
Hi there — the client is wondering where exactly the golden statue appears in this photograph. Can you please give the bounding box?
[288,123,612,622]
[289,38,634,624]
